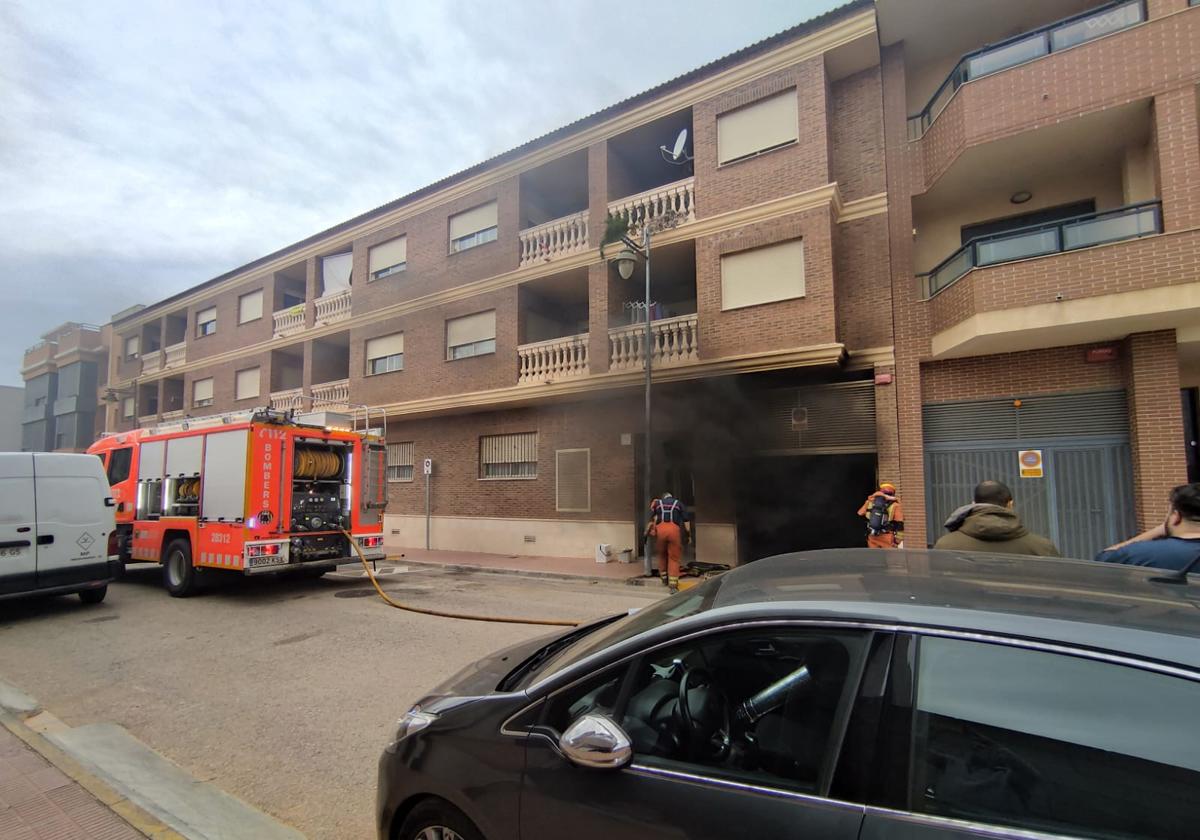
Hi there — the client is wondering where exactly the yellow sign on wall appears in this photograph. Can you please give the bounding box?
[1019,449,1044,479]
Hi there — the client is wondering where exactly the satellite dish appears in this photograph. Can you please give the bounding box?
[660,128,692,165]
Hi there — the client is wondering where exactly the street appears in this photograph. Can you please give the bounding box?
[0,563,663,839]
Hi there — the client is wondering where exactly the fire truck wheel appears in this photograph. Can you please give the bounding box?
[163,539,199,597]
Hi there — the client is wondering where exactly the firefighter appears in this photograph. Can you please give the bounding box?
[647,492,689,591]
[858,482,904,549]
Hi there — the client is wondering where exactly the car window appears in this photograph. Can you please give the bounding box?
[106,447,132,484]
[910,636,1200,839]
[594,628,867,793]
[540,667,627,736]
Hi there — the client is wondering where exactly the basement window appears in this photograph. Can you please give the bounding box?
[480,431,537,480]
[387,442,414,482]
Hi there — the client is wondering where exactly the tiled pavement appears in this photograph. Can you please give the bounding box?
[0,726,143,840]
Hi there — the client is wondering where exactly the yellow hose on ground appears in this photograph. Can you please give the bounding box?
[342,530,580,627]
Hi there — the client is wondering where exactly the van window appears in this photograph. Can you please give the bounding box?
[106,448,132,484]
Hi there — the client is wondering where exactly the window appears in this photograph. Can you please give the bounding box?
[106,447,132,484]
[124,335,140,360]
[387,442,415,482]
[555,449,590,512]
[122,397,135,419]
[322,252,352,294]
[543,628,866,794]
[480,431,536,479]
[447,310,496,360]
[196,306,217,337]
[192,377,214,408]
[907,636,1200,838]
[449,201,498,254]
[234,367,260,401]
[717,89,798,165]
[237,289,264,324]
[720,239,804,311]
[366,333,404,375]
[369,236,407,281]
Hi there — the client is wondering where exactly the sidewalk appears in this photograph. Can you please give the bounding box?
[0,725,143,840]
[381,546,657,583]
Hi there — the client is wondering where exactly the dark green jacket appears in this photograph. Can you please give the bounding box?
[933,504,1061,557]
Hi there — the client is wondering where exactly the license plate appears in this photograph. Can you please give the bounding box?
[247,554,289,568]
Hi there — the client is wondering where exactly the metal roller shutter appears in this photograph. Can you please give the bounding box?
[759,381,876,454]
[923,390,1128,444]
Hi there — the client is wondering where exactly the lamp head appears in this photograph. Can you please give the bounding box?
[614,246,638,280]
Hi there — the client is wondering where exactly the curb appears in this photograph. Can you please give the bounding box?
[1,713,184,840]
[367,556,663,587]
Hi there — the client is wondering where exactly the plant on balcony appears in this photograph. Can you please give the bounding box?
[599,213,629,259]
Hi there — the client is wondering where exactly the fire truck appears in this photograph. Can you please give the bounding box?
[88,408,387,596]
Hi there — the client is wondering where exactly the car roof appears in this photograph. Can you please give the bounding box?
[671,549,1200,670]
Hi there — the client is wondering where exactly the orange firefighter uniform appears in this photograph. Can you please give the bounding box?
[648,494,688,589]
[858,483,904,549]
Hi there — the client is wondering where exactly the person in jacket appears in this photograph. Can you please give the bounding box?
[857,482,904,549]
[934,480,1060,556]
[1094,483,1200,572]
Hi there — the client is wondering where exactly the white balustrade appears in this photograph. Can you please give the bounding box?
[270,388,305,411]
[607,177,696,235]
[608,314,699,372]
[141,350,164,375]
[163,342,186,369]
[273,305,307,336]
[161,409,184,421]
[518,210,589,266]
[314,289,351,325]
[517,334,589,384]
[311,379,350,411]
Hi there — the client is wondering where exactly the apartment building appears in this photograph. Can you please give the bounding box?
[82,0,1197,562]
[20,322,108,452]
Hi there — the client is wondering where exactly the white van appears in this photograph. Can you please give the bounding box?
[0,452,119,604]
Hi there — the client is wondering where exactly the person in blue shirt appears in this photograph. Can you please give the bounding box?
[1094,483,1200,572]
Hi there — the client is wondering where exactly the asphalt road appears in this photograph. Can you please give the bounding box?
[0,562,664,839]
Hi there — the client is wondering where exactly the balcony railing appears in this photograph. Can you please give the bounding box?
[273,304,306,337]
[920,200,1162,298]
[163,341,186,369]
[517,334,589,384]
[311,379,350,411]
[141,350,164,375]
[161,409,184,421]
[314,289,351,325]
[907,0,1145,138]
[607,177,696,235]
[270,387,305,411]
[518,211,589,267]
[609,314,699,372]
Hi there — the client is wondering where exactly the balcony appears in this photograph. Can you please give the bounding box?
[161,409,184,422]
[518,211,589,267]
[314,289,351,326]
[311,379,350,412]
[607,177,696,236]
[907,0,1145,139]
[138,414,158,427]
[609,314,699,372]
[921,201,1162,298]
[270,387,305,411]
[164,341,186,369]
[517,334,589,384]
[273,304,306,337]
[141,350,164,375]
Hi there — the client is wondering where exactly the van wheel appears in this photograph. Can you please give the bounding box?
[78,586,107,605]
[163,540,199,597]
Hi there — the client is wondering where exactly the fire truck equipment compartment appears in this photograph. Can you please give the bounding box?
[202,429,250,522]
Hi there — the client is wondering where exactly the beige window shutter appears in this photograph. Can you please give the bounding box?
[387,442,414,467]
[192,377,214,402]
[446,311,496,347]
[122,397,135,418]
[238,289,263,323]
[556,449,591,512]
[720,238,805,311]
[480,432,537,464]
[366,332,405,360]
[717,89,799,164]
[369,237,408,274]
[197,306,216,325]
[449,201,498,240]
[235,367,260,400]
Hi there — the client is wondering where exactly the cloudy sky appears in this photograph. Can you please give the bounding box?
[0,0,843,386]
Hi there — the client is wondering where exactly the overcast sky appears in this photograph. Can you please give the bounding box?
[0,0,843,386]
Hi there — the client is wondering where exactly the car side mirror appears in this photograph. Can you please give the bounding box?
[559,713,632,770]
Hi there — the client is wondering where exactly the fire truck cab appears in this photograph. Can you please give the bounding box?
[88,408,387,596]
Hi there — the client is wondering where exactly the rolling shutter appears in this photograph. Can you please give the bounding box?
[238,289,263,323]
[758,381,876,454]
[366,333,404,361]
[196,307,216,326]
[235,367,260,400]
[556,449,590,512]
[720,239,805,310]
[387,442,414,482]
[192,378,214,404]
[717,89,799,164]
[449,202,498,239]
[447,311,496,347]
[369,237,407,274]
[923,391,1128,444]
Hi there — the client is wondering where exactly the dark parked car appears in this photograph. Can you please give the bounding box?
[377,549,1200,840]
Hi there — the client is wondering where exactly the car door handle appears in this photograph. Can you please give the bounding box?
[37,535,54,545]
[0,540,31,549]
[16,526,30,533]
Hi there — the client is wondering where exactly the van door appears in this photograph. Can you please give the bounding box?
[33,454,113,587]
[0,453,37,595]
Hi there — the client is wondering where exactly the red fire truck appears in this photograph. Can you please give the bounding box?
[88,408,386,596]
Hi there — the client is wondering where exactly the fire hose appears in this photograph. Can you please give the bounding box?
[342,530,580,627]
